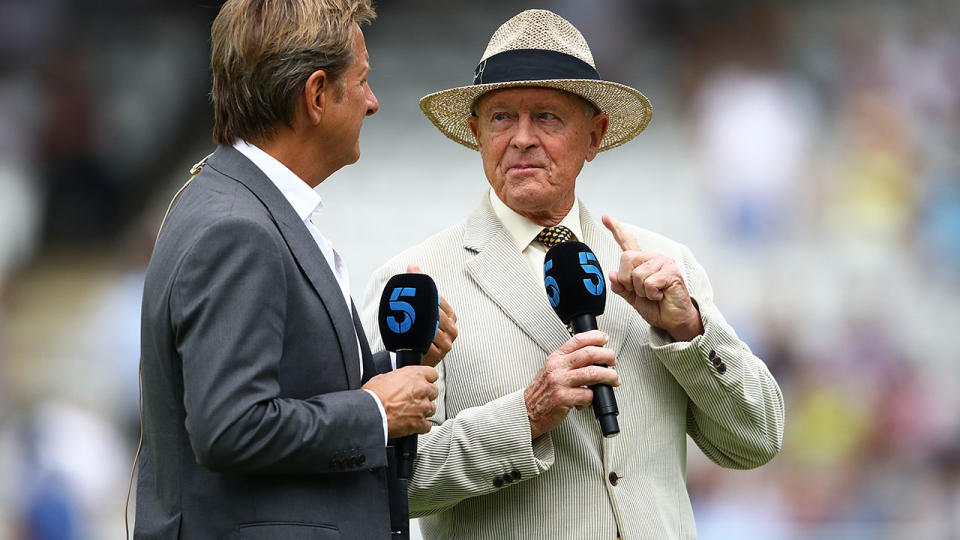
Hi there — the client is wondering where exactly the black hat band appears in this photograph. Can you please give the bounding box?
[473,49,600,85]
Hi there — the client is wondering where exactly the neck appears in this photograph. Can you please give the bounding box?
[255,127,338,188]
[513,195,575,227]
[518,208,568,227]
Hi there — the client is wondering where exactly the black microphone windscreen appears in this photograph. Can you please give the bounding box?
[543,241,606,323]
[378,273,440,354]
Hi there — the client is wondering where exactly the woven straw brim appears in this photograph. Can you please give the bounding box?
[419,79,652,152]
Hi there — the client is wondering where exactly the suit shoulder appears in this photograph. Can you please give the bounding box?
[149,174,283,281]
[162,167,277,239]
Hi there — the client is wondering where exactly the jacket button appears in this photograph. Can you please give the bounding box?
[359,455,366,465]
[716,362,727,374]
[708,349,717,360]
[510,469,522,481]
[493,477,504,488]
[608,472,619,486]
[502,473,513,484]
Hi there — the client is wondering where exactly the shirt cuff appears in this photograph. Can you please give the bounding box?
[363,389,389,446]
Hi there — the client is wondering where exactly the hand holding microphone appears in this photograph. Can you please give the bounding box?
[362,366,438,438]
[373,272,441,478]
[541,241,621,437]
[523,330,618,439]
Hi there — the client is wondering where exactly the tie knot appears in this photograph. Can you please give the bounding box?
[535,225,574,249]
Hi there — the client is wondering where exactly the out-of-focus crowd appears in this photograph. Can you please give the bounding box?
[0,1,957,538]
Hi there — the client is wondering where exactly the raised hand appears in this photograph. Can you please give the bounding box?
[602,214,703,342]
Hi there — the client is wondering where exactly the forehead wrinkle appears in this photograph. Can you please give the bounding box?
[477,88,583,113]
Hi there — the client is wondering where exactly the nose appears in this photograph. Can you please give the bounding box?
[511,115,537,151]
[365,84,379,117]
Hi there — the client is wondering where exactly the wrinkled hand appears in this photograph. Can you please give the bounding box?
[524,330,620,439]
[362,365,439,438]
[406,264,458,368]
[602,214,703,342]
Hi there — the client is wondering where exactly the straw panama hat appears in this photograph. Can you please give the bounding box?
[419,9,653,152]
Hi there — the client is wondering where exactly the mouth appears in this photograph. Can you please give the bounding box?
[506,164,545,175]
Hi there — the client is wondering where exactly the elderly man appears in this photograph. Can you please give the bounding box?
[361,9,784,540]
[134,1,456,538]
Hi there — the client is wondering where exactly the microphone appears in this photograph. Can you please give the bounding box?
[543,241,620,438]
[377,273,440,479]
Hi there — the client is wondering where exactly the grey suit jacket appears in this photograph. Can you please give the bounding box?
[136,145,401,539]
[361,193,784,540]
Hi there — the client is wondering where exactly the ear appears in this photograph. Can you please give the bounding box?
[467,115,482,149]
[585,112,609,162]
[303,70,329,126]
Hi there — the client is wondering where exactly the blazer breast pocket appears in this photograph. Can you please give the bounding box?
[236,521,341,540]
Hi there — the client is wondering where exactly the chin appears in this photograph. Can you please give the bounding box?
[346,148,361,165]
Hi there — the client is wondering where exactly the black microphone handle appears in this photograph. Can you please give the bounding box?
[569,314,620,438]
[394,350,422,479]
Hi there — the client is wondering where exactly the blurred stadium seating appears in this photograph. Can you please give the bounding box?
[0,1,957,538]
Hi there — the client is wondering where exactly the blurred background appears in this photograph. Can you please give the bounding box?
[1,0,958,538]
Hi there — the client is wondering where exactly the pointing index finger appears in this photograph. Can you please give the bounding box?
[602,214,640,252]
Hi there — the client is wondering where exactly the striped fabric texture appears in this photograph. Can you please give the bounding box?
[360,193,784,540]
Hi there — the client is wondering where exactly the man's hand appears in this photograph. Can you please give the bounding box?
[405,263,458,368]
[602,214,704,342]
[363,365,439,438]
[524,330,620,439]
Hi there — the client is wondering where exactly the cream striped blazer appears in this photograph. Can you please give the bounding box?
[361,194,784,540]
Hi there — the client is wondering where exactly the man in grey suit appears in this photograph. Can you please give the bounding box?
[362,10,784,539]
[134,1,456,538]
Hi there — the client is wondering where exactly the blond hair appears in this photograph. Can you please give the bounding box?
[210,0,376,145]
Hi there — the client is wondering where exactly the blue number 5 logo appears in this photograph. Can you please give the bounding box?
[579,252,604,296]
[543,259,560,308]
[387,287,417,333]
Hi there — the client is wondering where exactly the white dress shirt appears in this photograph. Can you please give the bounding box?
[488,188,584,281]
[233,140,388,444]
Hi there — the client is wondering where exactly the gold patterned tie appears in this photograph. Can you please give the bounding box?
[535,225,574,248]
[536,225,578,335]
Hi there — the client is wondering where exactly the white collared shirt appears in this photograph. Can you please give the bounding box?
[488,188,584,281]
[233,140,387,444]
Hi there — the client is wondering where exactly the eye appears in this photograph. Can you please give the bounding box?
[539,112,558,121]
[492,112,509,122]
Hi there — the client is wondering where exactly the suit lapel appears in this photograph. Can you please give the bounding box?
[579,203,634,360]
[463,196,572,355]
[204,145,362,389]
